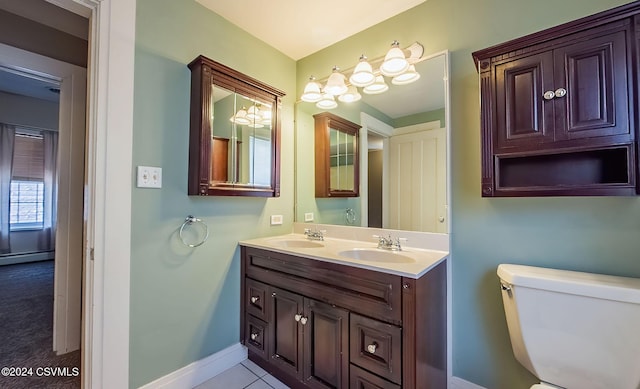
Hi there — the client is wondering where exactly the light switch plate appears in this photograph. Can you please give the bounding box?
[304,212,314,222]
[270,215,283,225]
[137,166,162,188]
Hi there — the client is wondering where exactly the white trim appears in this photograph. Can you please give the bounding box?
[50,0,135,388]
[137,344,248,389]
[450,376,488,389]
[0,252,55,266]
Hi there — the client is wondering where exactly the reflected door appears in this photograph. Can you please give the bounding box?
[388,127,446,233]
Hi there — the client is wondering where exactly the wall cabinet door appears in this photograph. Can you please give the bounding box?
[553,29,630,141]
[495,51,555,151]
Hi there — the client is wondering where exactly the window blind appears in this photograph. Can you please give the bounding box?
[12,133,44,181]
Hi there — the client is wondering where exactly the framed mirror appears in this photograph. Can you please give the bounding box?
[188,55,285,197]
[314,112,360,197]
[295,51,450,233]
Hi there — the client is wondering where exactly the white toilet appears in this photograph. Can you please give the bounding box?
[497,264,640,389]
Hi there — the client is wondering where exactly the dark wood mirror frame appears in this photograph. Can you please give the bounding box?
[188,55,285,197]
[314,112,361,198]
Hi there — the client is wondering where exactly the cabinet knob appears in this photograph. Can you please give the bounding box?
[250,296,259,304]
[300,316,308,325]
[250,333,258,341]
[543,90,555,100]
[554,88,567,98]
[367,342,378,354]
[294,314,302,322]
[439,216,445,223]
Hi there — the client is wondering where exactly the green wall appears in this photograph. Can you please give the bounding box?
[297,0,639,388]
[132,0,640,388]
[131,0,296,386]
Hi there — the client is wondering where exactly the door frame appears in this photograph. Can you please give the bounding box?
[46,0,135,387]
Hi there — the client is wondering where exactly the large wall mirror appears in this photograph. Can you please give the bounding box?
[295,51,450,233]
[188,55,285,197]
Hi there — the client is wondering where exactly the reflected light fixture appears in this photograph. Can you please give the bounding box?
[316,93,338,109]
[338,85,362,103]
[323,66,348,96]
[380,40,409,77]
[349,55,375,87]
[230,106,250,125]
[392,64,420,85]
[301,76,322,102]
[363,75,388,95]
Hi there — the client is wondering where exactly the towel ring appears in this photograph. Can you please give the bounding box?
[179,215,209,248]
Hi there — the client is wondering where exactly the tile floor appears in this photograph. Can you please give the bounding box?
[194,359,290,389]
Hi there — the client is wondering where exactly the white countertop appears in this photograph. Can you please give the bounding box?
[239,233,448,279]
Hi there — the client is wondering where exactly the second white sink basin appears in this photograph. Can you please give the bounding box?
[338,248,415,263]
[269,239,324,248]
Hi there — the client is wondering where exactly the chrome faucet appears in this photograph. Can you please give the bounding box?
[304,227,325,241]
[374,234,405,251]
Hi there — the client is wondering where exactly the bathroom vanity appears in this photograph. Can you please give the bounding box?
[239,232,447,389]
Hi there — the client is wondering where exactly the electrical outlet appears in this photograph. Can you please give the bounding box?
[270,215,283,225]
[304,212,314,222]
[137,166,162,188]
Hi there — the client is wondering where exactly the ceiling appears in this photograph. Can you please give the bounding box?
[0,67,60,102]
[196,0,426,61]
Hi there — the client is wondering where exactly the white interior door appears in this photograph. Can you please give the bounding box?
[53,66,86,355]
[388,126,447,232]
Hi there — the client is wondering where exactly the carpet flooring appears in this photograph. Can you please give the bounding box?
[0,260,80,389]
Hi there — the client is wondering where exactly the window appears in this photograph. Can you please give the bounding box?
[10,132,45,230]
[10,180,44,229]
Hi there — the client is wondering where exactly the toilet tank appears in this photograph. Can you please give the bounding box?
[497,264,640,389]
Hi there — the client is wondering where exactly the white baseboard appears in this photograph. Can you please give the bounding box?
[451,376,487,389]
[0,251,55,266]
[138,343,247,389]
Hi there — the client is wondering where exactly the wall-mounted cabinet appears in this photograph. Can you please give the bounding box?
[472,2,640,196]
[188,55,285,197]
[314,112,360,198]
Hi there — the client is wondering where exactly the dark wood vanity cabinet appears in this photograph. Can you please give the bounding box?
[473,2,640,196]
[240,246,447,389]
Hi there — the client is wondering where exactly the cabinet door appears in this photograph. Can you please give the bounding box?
[494,51,555,151]
[303,300,349,389]
[554,28,630,140]
[269,286,304,380]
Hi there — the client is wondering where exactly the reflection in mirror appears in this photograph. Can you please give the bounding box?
[314,112,360,198]
[188,55,284,197]
[329,128,356,191]
[212,86,273,187]
[295,51,449,232]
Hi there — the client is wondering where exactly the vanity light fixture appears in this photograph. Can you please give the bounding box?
[301,76,323,102]
[338,85,362,103]
[392,64,420,85]
[316,93,338,109]
[324,66,348,96]
[363,75,388,95]
[380,40,410,76]
[349,55,375,87]
[299,41,423,108]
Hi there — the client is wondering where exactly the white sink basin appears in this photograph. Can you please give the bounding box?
[269,239,324,248]
[338,248,415,263]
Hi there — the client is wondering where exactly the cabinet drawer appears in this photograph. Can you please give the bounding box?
[350,313,402,384]
[246,278,269,321]
[350,364,400,389]
[244,247,402,324]
[245,315,269,360]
